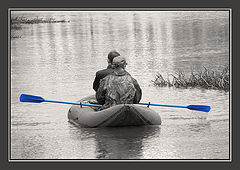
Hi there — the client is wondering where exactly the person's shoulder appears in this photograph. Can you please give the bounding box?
[125,71,134,78]
[96,68,113,75]
[126,72,138,82]
[104,73,114,79]
[99,74,111,84]
[96,68,106,74]
[125,71,131,75]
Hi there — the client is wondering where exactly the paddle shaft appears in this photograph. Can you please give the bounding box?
[44,100,209,112]
[46,100,187,108]
[139,102,187,108]
[45,100,187,108]
[44,99,102,107]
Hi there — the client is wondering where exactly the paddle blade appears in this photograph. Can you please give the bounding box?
[20,94,45,103]
[187,105,211,112]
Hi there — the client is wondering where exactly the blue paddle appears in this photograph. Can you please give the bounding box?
[20,94,211,112]
[139,102,211,112]
[20,94,101,107]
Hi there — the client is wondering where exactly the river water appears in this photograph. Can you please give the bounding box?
[10,10,230,160]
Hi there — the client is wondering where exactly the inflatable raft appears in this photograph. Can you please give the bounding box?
[68,95,161,127]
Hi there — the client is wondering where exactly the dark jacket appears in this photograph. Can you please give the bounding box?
[96,70,142,110]
[93,66,114,91]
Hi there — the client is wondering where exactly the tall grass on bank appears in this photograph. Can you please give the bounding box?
[152,66,229,91]
[11,16,70,25]
[10,16,70,38]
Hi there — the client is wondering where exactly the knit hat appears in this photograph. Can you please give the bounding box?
[112,56,127,68]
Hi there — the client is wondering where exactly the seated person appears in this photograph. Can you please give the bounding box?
[96,56,142,110]
[93,50,120,92]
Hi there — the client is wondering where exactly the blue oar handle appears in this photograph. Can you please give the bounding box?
[44,99,102,107]
[139,102,187,108]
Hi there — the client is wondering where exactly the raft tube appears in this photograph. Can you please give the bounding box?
[68,95,161,127]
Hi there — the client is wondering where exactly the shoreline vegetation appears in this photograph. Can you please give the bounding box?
[11,16,70,38]
[11,16,70,25]
[152,66,229,91]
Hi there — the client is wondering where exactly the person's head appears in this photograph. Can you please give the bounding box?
[112,56,127,69]
[107,50,120,65]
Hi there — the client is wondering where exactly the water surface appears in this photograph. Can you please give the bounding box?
[11,11,230,160]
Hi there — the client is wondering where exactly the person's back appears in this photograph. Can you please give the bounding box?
[93,67,113,91]
[96,56,142,110]
[93,51,120,91]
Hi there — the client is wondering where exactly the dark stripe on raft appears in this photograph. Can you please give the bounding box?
[93,106,126,127]
[130,106,153,125]
[94,105,153,127]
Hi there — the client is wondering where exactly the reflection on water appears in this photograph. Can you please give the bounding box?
[79,126,161,159]
[11,11,229,160]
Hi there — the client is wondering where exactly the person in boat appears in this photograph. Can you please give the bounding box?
[96,56,142,110]
[93,50,120,92]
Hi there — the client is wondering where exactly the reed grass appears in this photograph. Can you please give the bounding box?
[11,16,70,25]
[10,16,70,39]
[152,66,229,91]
